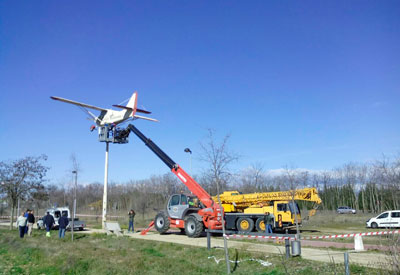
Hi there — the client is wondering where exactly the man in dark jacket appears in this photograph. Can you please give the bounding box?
[264,212,274,234]
[128,210,135,232]
[58,212,69,239]
[27,210,35,237]
[43,212,55,237]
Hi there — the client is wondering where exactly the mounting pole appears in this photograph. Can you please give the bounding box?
[71,170,77,241]
[102,141,109,229]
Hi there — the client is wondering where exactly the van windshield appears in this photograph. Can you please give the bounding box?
[377,213,388,219]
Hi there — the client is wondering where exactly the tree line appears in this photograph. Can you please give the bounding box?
[1,129,399,228]
[1,155,399,222]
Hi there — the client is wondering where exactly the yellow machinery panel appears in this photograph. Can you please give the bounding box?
[244,206,273,214]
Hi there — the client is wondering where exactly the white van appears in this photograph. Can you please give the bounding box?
[366,210,400,229]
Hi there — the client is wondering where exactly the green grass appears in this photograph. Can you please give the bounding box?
[0,228,384,275]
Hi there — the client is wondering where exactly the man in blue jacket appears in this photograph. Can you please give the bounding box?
[58,212,69,239]
[43,212,55,237]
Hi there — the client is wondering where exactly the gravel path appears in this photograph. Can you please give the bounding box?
[125,231,390,268]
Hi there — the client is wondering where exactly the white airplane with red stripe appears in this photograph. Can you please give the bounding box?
[50,92,158,130]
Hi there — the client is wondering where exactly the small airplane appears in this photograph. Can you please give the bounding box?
[50,91,158,131]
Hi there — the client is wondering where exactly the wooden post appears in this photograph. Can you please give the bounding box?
[207,230,211,250]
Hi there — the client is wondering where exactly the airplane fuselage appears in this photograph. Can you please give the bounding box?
[99,109,133,126]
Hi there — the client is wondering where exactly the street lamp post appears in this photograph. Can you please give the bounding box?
[102,142,109,230]
[72,170,77,241]
[184,148,192,175]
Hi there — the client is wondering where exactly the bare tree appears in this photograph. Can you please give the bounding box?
[199,129,239,195]
[0,155,48,229]
[199,129,239,274]
[28,185,49,214]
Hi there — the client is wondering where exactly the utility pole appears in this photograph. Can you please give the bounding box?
[102,142,109,229]
[71,170,77,241]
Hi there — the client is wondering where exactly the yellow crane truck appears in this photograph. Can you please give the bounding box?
[212,187,322,233]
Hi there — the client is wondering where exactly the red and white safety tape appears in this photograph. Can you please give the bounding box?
[75,214,125,218]
[224,234,296,240]
[1,214,124,219]
[302,230,400,240]
[224,230,400,241]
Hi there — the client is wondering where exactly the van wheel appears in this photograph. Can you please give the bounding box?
[154,211,170,234]
[371,222,378,229]
[237,217,254,233]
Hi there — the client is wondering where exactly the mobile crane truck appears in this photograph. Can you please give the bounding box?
[213,188,322,232]
[121,124,321,237]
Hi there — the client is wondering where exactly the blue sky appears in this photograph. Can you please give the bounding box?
[0,1,399,186]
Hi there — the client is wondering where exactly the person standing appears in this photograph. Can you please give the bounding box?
[128,210,135,233]
[58,212,69,239]
[27,210,35,237]
[16,212,28,238]
[43,212,55,237]
[264,212,274,234]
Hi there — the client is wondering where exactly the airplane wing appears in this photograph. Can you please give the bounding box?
[50,96,108,112]
[134,114,159,122]
[112,104,152,114]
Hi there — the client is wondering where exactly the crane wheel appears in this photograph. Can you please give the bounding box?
[255,218,266,232]
[184,215,203,238]
[154,211,170,234]
[236,217,254,233]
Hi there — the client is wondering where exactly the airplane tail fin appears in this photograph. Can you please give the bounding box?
[113,91,138,118]
[126,91,138,110]
[112,91,158,122]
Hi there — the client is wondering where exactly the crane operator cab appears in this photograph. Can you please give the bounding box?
[167,194,201,219]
